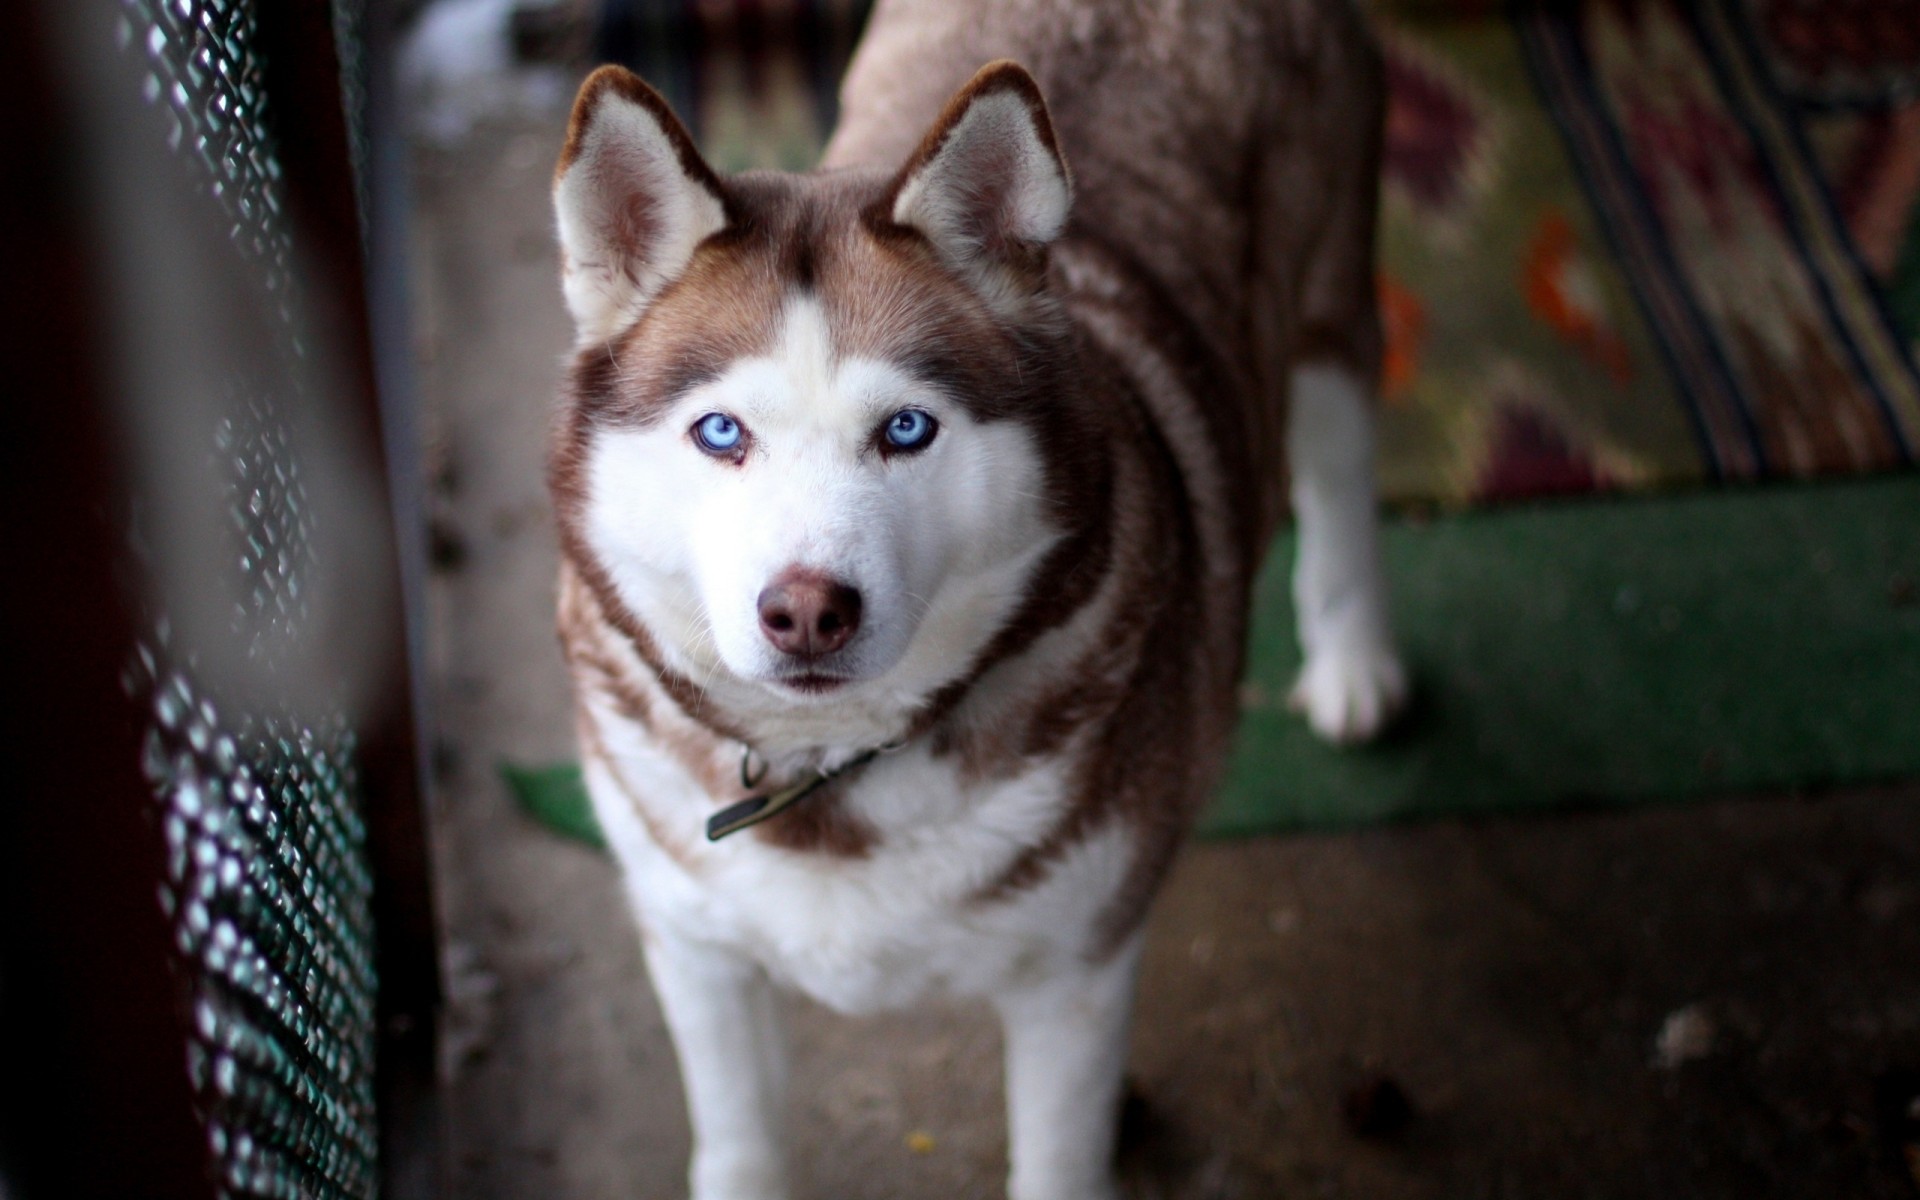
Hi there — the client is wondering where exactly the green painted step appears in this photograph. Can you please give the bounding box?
[1216,473,1920,834]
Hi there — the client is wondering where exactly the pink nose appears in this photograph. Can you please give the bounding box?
[757,569,862,659]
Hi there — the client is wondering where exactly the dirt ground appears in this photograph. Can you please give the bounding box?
[411,112,1920,1200]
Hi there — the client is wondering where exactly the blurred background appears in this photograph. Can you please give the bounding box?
[3,0,1918,1197]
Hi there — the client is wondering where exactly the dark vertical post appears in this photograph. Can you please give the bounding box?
[0,5,217,1199]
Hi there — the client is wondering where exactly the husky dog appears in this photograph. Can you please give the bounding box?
[548,1,1403,1195]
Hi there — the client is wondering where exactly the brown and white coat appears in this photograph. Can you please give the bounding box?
[548,2,1403,1197]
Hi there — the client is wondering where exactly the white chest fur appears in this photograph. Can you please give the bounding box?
[582,693,1135,1015]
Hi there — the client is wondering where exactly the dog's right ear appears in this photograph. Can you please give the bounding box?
[553,67,729,344]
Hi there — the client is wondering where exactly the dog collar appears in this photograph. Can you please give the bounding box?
[705,741,900,842]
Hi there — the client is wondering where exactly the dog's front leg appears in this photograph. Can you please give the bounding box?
[991,936,1143,1200]
[644,930,791,1200]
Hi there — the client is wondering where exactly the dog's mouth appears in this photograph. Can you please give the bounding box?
[773,671,851,695]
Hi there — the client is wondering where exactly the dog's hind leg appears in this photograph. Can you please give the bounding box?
[992,935,1143,1200]
[1253,16,1407,744]
[643,930,792,1200]
[1284,361,1407,743]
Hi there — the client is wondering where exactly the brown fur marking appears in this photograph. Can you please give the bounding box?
[574,698,695,870]
[749,780,879,857]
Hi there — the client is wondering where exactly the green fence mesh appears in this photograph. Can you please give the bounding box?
[118,0,382,1194]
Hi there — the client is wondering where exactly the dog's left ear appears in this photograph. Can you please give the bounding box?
[883,61,1071,298]
[553,66,730,344]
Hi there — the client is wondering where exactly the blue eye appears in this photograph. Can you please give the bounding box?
[693,412,743,454]
[883,408,937,452]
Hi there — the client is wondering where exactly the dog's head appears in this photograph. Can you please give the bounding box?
[551,62,1104,730]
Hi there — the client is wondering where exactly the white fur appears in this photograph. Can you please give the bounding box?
[639,926,792,1200]
[553,91,728,344]
[590,696,1133,1009]
[996,933,1140,1200]
[584,295,1060,762]
[1286,364,1408,742]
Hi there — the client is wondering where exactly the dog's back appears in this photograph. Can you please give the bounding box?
[828,0,1386,546]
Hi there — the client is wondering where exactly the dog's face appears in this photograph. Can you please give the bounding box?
[551,65,1096,717]
[579,287,1055,705]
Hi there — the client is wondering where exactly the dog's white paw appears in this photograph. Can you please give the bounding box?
[689,1183,788,1200]
[1288,636,1408,745]
[689,1155,789,1200]
[1011,1180,1122,1200]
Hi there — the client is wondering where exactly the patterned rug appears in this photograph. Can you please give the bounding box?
[594,0,1920,507]
[1384,0,1920,505]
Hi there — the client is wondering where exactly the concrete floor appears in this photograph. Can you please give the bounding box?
[412,113,1920,1199]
